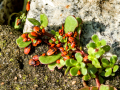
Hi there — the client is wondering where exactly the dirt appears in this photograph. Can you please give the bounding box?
[0,25,120,90]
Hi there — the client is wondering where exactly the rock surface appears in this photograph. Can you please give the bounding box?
[23,0,120,63]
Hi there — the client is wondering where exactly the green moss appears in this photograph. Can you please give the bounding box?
[15,85,20,90]
[44,76,48,81]
[9,58,14,62]
[22,75,26,80]
[56,80,59,82]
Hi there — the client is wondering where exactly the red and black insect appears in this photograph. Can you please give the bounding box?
[21,33,28,38]
[51,37,56,42]
[68,37,75,43]
[29,59,35,66]
[26,1,30,11]
[36,39,42,44]
[16,19,22,25]
[56,59,60,63]
[35,61,40,66]
[77,70,81,75]
[63,55,70,61]
[32,55,39,61]
[66,32,73,37]
[56,43,61,47]
[23,37,28,42]
[58,47,64,52]
[74,31,77,37]
[24,45,31,54]
[30,32,38,37]
[71,42,75,48]
[61,51,67,56]
[47,47,57,56]
[42,53,46,56]
[33,26,42,35]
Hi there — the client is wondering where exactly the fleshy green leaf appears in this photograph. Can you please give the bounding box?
[40,14,48,27]
[14,17,20,29]
[55,41,59,44]
[70,59,77,65]
[28,34,36,39]
[49,39,53,43]
[75,26,81,40]
[111,72,115,76]
[55,32,59,36]
[70,67,79,76]
[76,63,81,67]
[100,85,117,90]
[76,17,82,25]
[39,53,61,64]
[58,35,63,41]
[113,65,119,72]
[88,48,95,55]
[28,18,40,26]
[100,71,105,76]
[16,36,32,48]
[48,62,63,71]
[51,30,56,35]
[100,39,106,46]
[100,85,109,90]
[101,58,109,68]
[102,45,110,52]
[109,63,114,68]
[110,55,117,64]
[87,63,93,68]
[64,16,78,33]
[65,59,74,67]
[33,40,37,43]
[60,59,65,65]
[88,66,97,74]
[96,41,101,48]
[82,74,91,81]
[87,42,96,49]
[65,66,70,75]
[75,52,83,63]
[81,62,85,68]
[90,73,96,78]
[81,67,87,75]
[92,35,99,43]
[95,49,105,58]
[92,58,101,68]
[99,76,104,84]
[105,68,112,77]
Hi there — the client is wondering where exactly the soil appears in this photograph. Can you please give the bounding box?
[0,25,120,90]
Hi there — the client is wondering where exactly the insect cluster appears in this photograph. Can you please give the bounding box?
[16,14,119,90]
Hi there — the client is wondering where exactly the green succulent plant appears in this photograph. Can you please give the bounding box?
[28,14,48,28]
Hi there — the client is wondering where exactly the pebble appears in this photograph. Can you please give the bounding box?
[72,81,76,85]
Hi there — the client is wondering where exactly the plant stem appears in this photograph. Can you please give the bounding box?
[75,50,88,57]
[95,75,101,88]
[82,80,88,87]
[22,0,28,13]
[64,66,70,75]
[44,32,54,37]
